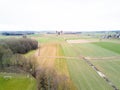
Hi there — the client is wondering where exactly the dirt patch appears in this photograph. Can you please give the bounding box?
[67,39,98,44]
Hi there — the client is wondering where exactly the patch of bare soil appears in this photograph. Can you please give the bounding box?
[67,39,98,44]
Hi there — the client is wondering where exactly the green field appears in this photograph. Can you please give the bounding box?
[94,42,120,54]
[66,41,120,89]
[61,43,113,90]
[92,42,120,89]
[0,73,37,90]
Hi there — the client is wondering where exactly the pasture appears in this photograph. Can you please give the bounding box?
[0,73,37,90]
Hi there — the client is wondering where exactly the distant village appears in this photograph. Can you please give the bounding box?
[102,33,120,39]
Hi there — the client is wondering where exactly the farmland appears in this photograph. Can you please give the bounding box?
[0,73,37,90]
[0,33,120,90]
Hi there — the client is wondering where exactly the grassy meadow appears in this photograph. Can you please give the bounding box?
[0,73,37,90]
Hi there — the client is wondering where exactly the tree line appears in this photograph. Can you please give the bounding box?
[0,38,38,54]
[0,37,38,69]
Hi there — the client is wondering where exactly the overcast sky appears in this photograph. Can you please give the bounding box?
[0,0,120,31]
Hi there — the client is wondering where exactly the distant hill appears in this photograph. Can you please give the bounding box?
[2,31,34,36]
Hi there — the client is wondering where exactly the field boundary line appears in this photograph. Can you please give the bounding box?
[37,56,79,59]
[85,56,120,60]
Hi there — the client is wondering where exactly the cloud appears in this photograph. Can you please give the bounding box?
[0,0,120,31]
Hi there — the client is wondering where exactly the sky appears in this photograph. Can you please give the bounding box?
[0,0,120,31]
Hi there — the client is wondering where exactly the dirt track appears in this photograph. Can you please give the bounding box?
[84,56,120,60]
